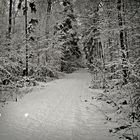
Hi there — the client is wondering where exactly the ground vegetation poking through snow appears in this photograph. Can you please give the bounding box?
[88,72,140,140]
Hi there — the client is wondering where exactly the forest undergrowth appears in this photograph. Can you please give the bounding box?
[89,69,140,140]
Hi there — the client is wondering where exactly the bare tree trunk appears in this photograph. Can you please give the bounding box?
[12,0,16,33]
[117,0,128,84]
[47,0,52,13]
[100,42,106,89]
[45,0,52,37]
[25,0,28,76]
[123,0,129,59]
[8,0,12,38]
[44,0,52,67]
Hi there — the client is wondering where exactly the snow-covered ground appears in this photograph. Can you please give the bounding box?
[0,69,120,140]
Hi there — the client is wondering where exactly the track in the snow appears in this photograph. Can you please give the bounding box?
[0,69,120,140]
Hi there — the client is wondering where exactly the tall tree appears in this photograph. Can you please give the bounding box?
[8,0,13,37]
[117,0,128,84]
[45,0,52,37]
[25,0,28,76]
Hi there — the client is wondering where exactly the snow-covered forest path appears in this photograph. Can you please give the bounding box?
[0,69,119,140]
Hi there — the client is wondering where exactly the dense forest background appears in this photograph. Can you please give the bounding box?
[0,0,140,82]
[0,0,140,139]
[0,0,84,81]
